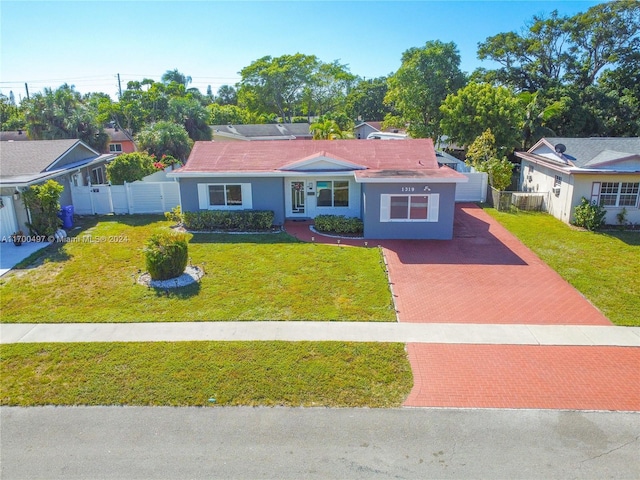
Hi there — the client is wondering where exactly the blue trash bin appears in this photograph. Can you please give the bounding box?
[58,205,74,229]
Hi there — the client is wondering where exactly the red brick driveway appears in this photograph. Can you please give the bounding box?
[286,205,640,410]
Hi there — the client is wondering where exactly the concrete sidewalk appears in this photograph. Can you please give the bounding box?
[2,321,639,346]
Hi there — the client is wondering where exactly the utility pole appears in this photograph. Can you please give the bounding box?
[24,83,30,100]
[117,73,122,98]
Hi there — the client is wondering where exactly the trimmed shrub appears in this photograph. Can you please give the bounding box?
[182,210,274,231]
[21,179,64,236]
[164,205,183,225]
[314,215,364,235]
[573,197,606,231]
[144,232,188,281]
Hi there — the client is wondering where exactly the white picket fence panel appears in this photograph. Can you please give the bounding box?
[455,172,488,202]
[71,182,180,215]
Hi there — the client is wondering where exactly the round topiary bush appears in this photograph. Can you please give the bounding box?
[144,232,188,281]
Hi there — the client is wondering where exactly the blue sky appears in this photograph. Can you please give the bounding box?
[1,0,601,101]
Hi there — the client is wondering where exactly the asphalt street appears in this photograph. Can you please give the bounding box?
[2,406,639,479]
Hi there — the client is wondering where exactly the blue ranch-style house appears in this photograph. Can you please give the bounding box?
[168,139,468,239]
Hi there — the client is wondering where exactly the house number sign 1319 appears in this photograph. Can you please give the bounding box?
[401,187,415,192]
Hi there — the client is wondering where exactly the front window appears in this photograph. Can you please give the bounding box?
[91,167,105,184]
[598,182,639,207]
[381,194,438,222]
[317,180,349,207]
[389,195,428,220]
[209,184,242,206]
[109,143,123,153]
[619,183,640,207]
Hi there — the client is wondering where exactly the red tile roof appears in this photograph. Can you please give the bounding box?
[177,139,451,174]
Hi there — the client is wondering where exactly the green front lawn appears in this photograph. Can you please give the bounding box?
[0,215,395,323]
[486,208,640,326]
[0,342,412,407]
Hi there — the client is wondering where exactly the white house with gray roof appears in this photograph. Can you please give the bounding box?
[516,137,640,225]
[0,139,114,238]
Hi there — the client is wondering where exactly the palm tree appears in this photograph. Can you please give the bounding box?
[310,119,345,140]
[161,69,192,88]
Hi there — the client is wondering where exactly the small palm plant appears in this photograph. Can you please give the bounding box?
[310,119,345,140]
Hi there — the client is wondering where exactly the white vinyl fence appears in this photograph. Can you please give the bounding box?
[455,172,488,202]
[71,182,180,215]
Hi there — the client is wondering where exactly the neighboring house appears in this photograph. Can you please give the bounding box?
[436,150,470,173]
[354,121,406,140]
[515,137,640,225]
[210,123,312,141]
[0,139,115,238]
[0,130,30,142]
[168,139,468,239]
[104,127,136,155]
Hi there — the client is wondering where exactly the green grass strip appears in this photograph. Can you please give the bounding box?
[0,342,413,407]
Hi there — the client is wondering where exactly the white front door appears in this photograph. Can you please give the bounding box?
[286,180,307,217]
[0,196,18,241]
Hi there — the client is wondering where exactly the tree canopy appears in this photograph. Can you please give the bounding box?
[106,152,157,185]
[440,82,523,149]
[136,121,193,161]
[385,41,466,139]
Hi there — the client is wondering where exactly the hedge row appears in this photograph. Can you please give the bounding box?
[314,215,364,235]
[183,210,274,231]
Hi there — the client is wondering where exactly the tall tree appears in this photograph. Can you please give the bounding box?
[0,93,25,131]
[440,82,523,150]
[302,60,356,119]
[477,11,573,92]
[207,104,252,125]
[22,84,107,151]
[136,121,193,161]
[385,41,466,139]
[161,69,192,88]
[238,53,320,123]
[477,2,640,92]
[168,97,212,141]
[216,85,237,106]
[568,0,640,89]
[344,76,390,122]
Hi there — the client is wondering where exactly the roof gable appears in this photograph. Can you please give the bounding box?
[279,152,366,171]
[583,150,640,170]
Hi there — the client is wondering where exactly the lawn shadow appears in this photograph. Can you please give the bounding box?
[75,214,166,228]
[601,230,640,247]
[148,279,202,299]
[381,204,528,266]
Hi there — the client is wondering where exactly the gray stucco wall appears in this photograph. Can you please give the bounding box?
[179,177,286,225]
[362,183,457,239]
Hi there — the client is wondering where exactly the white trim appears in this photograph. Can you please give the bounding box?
[594,181,640,208]
[279,154,366,171]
